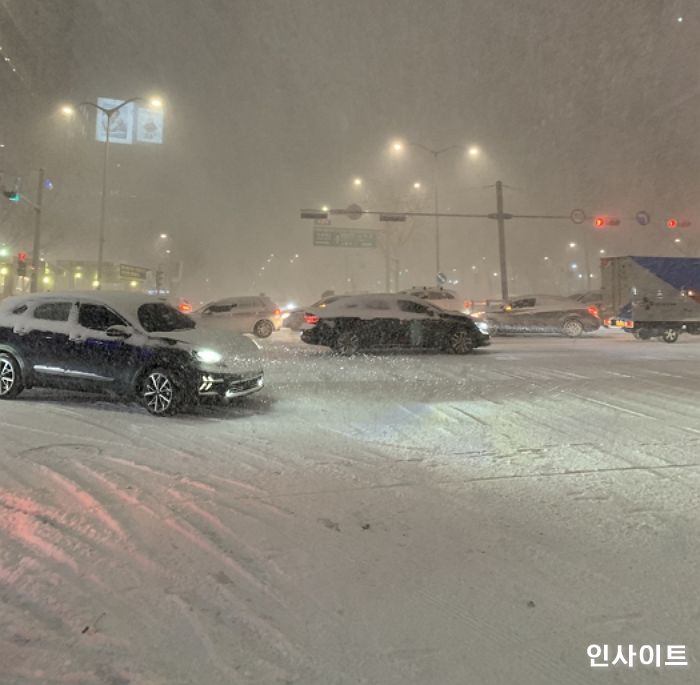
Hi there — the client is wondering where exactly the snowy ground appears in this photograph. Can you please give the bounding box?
[1,329,699,684]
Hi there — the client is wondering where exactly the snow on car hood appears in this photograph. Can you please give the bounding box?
[148,327,263,373]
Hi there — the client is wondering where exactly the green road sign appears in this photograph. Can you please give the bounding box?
[313,228,378,248]
[119,263,149,280]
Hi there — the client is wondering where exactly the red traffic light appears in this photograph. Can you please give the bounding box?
[17,251,28,262]
[666,218,678,229]
[594,216,619,227]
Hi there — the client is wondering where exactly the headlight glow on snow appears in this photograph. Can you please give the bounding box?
[476,321,489,334]
[194,348,223,364]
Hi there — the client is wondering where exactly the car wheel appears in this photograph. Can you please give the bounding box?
[561,318,584,337]
[253,319,274,338]
[449,330,474,354]
[0,352,23,399]
[141,368,183,416]
[662,328,680,343]
[334,331,360,356]
[635,327,651,340]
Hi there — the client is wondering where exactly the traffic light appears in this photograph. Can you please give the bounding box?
[3,191,20,203]
[593,216,620,228]
[666,218,691,229]
[16,252,27,278]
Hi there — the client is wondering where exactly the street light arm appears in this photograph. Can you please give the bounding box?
[79,96,144,116]
[80,101,110,115]
[407,141,438,156]
[408,142,466,157]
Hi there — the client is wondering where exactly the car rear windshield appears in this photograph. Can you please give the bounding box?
[138,303,196,332]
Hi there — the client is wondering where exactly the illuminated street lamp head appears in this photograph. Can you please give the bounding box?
[413,181,421,189]
[159,233,168,239]
[467,145,481,158]
[568,242,577,248]
[353,177,363,187]
[321,205,329,212]
[60,104,75,117]
[149,96,164,109]
[391,140,403,152]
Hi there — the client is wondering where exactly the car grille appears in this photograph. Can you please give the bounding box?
[199,372,264,397]
[227,374,263,396]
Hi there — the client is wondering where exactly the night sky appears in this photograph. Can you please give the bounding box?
[1,0,697,302]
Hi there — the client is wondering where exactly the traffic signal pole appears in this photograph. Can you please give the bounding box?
[30,168,45,293]
[302,185,591,302]
[495,181,509,301]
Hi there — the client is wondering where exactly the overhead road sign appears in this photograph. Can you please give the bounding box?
[313,228,378,248]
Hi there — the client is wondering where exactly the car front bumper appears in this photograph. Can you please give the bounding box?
[198,371,264,398]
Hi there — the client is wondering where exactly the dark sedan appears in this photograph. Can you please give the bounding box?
[300,293,490,355]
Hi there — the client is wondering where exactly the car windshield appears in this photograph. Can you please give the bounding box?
[138,303,196,332]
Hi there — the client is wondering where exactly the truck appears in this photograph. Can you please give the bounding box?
[601,256,700,342]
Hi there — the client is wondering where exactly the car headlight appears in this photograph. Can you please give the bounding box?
[476,321,489,334]
[194,348,223,364]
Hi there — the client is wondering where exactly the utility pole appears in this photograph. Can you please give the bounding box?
[30,168,45,293]
[495,181,508,301]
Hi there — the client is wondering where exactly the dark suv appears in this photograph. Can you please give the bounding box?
[0,292,264,415]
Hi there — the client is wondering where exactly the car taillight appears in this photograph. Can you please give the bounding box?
[463,300,472,310]
[273,308,281,316]
[587,305,599,318]
[304,313,319,325]
[178,302,193,313]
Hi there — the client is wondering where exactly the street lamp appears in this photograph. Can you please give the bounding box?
[391,139,478,278]
[353,177,363,187]
[78,95,163,288]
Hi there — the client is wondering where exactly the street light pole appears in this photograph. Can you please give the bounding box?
[81,96,143,289]
[432,152,440,276]
[97,118,111,288]
[405,142,465,282]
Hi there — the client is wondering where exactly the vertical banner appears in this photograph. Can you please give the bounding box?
[95,97,135,144]
[136,105,164,144]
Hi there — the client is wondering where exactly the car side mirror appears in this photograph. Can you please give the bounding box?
[105,325,133,339]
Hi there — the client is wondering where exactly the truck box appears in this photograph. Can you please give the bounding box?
[600,256,700,342]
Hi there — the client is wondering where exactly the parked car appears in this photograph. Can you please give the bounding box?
[300,293,490,355]
[571,290,603,312]
[399,286,473,314]
[472,294,600,337]
[192,295,283,337]
[0,292,264,416]
[284,295,349,331]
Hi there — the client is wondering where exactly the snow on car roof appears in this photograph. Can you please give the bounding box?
[0,291,171,325]
[309,292,444,318]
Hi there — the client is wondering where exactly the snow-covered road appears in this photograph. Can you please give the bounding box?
[1,330,699,684]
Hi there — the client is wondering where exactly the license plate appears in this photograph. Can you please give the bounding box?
[615,320,626,327]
